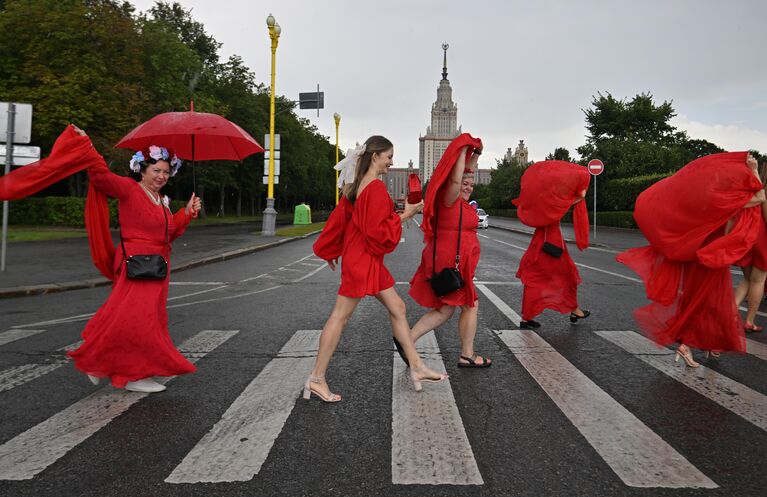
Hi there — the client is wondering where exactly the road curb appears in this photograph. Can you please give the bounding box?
[489,224,611,249]
[0,229,323,299]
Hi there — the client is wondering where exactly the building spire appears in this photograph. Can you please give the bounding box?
[441,43,449,80]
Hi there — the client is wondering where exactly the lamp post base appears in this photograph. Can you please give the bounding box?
[261,197,277,236]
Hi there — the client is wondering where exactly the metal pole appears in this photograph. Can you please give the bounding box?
[316,83,320,118]
[261,17,280,236]
[334,113,340,205]
[2,102,16,271]
[593,175,597,240]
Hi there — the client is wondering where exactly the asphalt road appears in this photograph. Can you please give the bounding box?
[0,222,765,497]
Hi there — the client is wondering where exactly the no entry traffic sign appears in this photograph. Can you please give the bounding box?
[588,159,604,176]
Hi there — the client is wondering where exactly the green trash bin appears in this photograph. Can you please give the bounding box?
[293,203,311,225]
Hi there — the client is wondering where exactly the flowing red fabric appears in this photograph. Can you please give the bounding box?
[617,152,761,352]
[512,160,591,250]
[512,161,591,320]
[313,180,402,297]
[421,133,482,241]
[0,126,115,279]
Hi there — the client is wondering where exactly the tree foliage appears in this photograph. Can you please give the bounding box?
[0,0,338,212]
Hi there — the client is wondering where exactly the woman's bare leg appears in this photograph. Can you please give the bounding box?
[309,295,361,398]
[746,267,767,325]
[376,287,445,381]
[410,305,455,342]
[735,266,752,307]
[457,300,491,365]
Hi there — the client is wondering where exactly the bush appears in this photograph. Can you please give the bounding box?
[598,173,670,211]
[486,208,636,228]
[9,196,189,227]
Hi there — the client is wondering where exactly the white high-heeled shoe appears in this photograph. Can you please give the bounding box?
[674,344,700,368]
[302,376,341,402]
[87,374,100,385]
[125,378,166,393]
[409,365,448,392]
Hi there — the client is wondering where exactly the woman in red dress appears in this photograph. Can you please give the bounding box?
[308,135,448,402]
[408,134,491,368]
[0,126,201,392]
[513,161,591,328]
[734,160,767,334]
[617,152,763,367]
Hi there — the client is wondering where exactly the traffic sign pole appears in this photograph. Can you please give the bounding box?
[587,159,605,241]
[2,103,16,272]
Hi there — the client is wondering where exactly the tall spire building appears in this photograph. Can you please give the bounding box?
[419,43,461,182]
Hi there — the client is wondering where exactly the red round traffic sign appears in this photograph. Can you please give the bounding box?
[587,159,604,176]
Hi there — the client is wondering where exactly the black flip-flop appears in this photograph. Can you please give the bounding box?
[457,354,492,368]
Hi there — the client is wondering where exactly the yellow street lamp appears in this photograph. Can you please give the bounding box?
[262,13,281,236]
[333,112,341,204]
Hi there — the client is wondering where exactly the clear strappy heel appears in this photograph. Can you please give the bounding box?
[302,375,341,402]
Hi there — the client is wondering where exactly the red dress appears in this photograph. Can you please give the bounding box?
[68,165,196,388]
[313,179,402,298]
[409,198,480,308]
[736,211,767,270]
[617,152,761,352]
[517,223,581,320]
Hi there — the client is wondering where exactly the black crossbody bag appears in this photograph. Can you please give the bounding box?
[541,226,563,258]
[429,202,465,297]
[120,205,168,280]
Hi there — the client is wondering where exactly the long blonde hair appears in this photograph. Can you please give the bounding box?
[343,135,393,203]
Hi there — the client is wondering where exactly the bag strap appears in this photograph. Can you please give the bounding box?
[119,201,169,260]
[432,199,463,274]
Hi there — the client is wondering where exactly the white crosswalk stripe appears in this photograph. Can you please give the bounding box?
[391,331,483,485]
[595,330,767,432]
[166,330,320,483]
[495,329,716,488]
[0,330,238,481]
[0,328,45,347]
[0,341,82,393]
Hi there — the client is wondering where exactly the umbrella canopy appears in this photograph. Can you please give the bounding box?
[115,111,264,161]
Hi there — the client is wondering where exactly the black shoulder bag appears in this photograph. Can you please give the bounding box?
[429,202,465,297]
[541,226,563,258]
[120,206,169,280]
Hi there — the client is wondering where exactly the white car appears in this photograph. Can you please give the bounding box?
[476,208,489,229]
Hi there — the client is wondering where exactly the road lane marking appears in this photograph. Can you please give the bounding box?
[292,264,326,283]
[0,341,82,393]
[0,329,45,347]
[166,330,320,483]
[495,329,716,488]
[167,286,280,309]
[737,306,767,319]
[391,331,483,485]
[0,330,238,480]
[169,281,227,285]
[595,330,767,432]
[168,285,229,301]
[487,238,642,283]
[475,285,522,326]
[746,338,767,362]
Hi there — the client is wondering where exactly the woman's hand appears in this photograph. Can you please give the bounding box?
[327,258,338,271]
[71,125,87,137]
[185,192,202,218]
[747,154,758,171]
[401,199,424,220]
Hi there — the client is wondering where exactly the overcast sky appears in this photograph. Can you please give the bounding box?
[131,0,767,169]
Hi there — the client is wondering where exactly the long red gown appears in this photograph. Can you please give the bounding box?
[313,179,402,298]
[409,197,480,308]
[67,163,196,387]
[513,161,591,321]
[617,152,761,352]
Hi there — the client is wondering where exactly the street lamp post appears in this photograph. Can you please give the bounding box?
[262,13,281,236]
[333,112,341,204]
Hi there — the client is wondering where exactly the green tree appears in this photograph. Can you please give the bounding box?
[545,147,574,161]
[487,158,525,208]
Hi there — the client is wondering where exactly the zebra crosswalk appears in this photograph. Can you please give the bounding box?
[0,291,765,494]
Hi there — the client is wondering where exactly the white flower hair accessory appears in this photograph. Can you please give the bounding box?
[162,195,170,208]
[129,151,145,173]
[169,155,182,177]
[334,143,367,188]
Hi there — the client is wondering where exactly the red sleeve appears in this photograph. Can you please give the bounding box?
[170,208,192,242]
[87,161,136,200]
[313,196,352,260]
[357,182,402,256]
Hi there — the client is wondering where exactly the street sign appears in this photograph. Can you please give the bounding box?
[263,134,280,151]
[263,159,280,176]
[299,91,324,110]
[0,144,40,166]
[587,159,604,176]
[263,175,279,185]
[0,102,33,144]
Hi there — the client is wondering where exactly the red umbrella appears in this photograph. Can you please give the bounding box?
[115,111,264,161]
